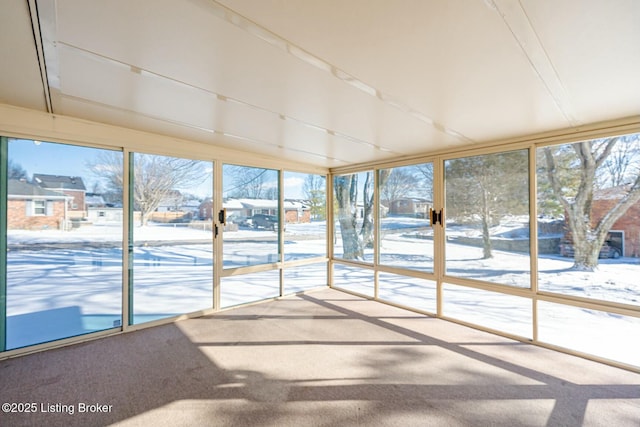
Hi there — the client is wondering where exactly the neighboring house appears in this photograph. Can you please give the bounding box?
[199,198,213,220]
[201,199,312,224]
[182,199,201,218]
[588,185,640,257]
[7,179,70,230]
[87,207,123,223]
[386,197,431,218]
[215,198,278,220]
[561,185,640,257]
[156,190,184,212]
[33,174,87,219]
[85,193,123,223]
[283,200,311,224]
[85,193,106,208]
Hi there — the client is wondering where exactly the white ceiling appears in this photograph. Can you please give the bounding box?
[1,0,639,169]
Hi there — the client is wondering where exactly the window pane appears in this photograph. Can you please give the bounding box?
[332,263,374,297]
[6,139,122,349]
[537,133,640,306]
[445,150,530,288]
[223,164,280,268]
[284,172,326,261]
[379,163,433,272]
[283,263,327,294]
[538,301,639,368]
[442,283,532,339]
[221,270,280,308]
[378,272,436,313]
[131,153,213,324]
[333,171,374,263]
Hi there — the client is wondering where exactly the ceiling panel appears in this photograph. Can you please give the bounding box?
[521,0,640,123]
[216,0,574,141]
[44,0,456,167]
[0,1,47,111]
[2,1,638,169]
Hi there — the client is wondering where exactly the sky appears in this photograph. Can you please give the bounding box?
[8,138,310,199]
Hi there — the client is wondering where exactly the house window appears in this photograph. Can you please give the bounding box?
[33,200,46,215]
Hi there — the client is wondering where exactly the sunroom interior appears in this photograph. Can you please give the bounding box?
[1,1,639,424]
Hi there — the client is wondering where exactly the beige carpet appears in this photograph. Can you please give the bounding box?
[0,288,638,427]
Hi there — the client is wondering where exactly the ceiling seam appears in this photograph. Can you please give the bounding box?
[55,41,399,156]
[27,0,53,114]
[57,93,350,165]
[490,0,581,128]
[207,0,474,145]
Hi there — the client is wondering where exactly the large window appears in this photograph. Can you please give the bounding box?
[444,149,531,288]
[130,153,213,324]
[378,273,436,313]
[379,163,434,272]
[5,139,123,349]
[536,133,640,307]
[442,283,532,338]
[333,171,375,263]
[283,171,326,261]
[220,270,280,308]
[222,164,280,269]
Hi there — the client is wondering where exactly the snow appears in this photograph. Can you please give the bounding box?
[5,218,639,367]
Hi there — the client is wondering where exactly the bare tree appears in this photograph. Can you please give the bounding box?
[90,152,207,225]
[334,174,360,259]
[224,165,274,199]
[8,159,28,180]
[597,134,640,188]
[303,174,326,220]
[446,150,529,259]
[379,168,415,205]
[543,135,640,270]
[334,170,390,259]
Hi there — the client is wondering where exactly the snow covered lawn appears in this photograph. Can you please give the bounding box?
[5,220,639,367]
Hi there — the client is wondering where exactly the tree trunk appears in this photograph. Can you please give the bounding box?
[481,187,492,259]
[339,217,363,259]
[334,175,364,260]
[565,207,609,271]
[571,241,601,271]
[360,172,375,249]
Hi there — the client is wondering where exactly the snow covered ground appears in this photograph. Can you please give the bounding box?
[5,219,639,367]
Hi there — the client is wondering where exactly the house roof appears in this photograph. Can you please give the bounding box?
[33,174,87,191]
[85,194,106,206]
[594,184,636,201]
[8,179,68,199]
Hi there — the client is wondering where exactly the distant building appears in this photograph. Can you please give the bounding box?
[156,190,184,212]
[85,193,106,208]
[33,174,87,219]
[7,179,70,230]
[200,198,311,224]
[581,185,640,257]
[386,197,431,218]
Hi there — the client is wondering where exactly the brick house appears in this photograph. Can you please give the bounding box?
[32,174,87,219]
[588,185,640,258]
[386,197,431,218]
[283,200,311,224]
[7,179,69,230]
[201,199,311,224]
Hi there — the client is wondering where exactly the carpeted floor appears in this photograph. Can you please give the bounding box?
[0,288,638,427]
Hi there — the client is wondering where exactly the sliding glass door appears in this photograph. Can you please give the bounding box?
[129,152,213,324]
[4,138,123,349]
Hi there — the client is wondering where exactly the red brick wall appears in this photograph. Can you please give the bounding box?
[7,199,65,230]
[64,190,85,211]
[285,210,310,223]
[591,199,640,257]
